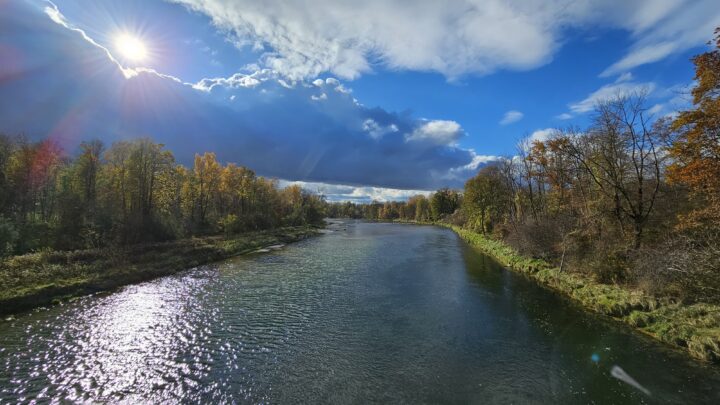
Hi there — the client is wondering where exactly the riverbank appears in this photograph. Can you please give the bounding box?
[0,226,320,315]
[443,224,720,364]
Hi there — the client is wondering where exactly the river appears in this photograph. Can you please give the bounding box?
[0,221,718,403]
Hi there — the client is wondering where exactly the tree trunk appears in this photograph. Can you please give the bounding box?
[633,219,643,249]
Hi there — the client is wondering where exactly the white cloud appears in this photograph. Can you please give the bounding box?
[44,4,64,24]
[601,0,719,77]
[346,187,431,202]
[464,152,503,170]
[529,128,557,144]
[171,0,558,80]
[362,119,398,139]
[643,86,693,119]
[568,81,656,114]
[647,104,663,115]
[555,113,573,120]
[444,150,503,180]
[500,110,524,125]
[194,72,264,91]
[602,43,678,77]
[279,180,430,202]
[170,0,720,80]
[615,72,634,83]
[406,120,464,145]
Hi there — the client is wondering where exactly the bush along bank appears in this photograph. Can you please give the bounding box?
[445,224,720,364]
[0,226,320,315]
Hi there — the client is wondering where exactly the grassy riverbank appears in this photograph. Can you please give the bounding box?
[446,224,720,363]
[0,226,320,315]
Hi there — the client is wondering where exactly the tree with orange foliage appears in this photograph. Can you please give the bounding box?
[669,27,720,227]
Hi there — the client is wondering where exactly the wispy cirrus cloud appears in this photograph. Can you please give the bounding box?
[557,77,688,121]
[600,1,719,77]
[568,81,656,114]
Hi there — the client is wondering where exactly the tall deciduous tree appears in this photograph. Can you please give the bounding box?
[192,152,222,229]
[669,27,720,227]
[561,95,663,248]
[463,165,511,234]
[430,188,460,220]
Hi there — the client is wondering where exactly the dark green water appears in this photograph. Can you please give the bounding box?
[1,221,719,403]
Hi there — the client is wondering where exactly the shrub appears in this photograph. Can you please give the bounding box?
[219,214,244,236]
[503,219,562,261]
[635,227,720,304]
[0,216,18,257]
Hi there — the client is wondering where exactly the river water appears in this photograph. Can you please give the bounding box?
[0,221,718,403]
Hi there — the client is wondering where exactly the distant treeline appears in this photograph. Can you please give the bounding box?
[325,189,459,222]
[330,28,720,304]
[0,137,325,255]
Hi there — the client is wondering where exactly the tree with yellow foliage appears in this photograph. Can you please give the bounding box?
[193,152,222,228]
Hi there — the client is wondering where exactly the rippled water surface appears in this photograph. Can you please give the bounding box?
[1,221,719,403]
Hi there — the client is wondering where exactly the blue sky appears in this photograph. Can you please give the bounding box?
[0,0,717,201]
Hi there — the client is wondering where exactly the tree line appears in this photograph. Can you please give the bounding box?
[0,137,325,256]
[325,188,460,222]
[331,28,720,303]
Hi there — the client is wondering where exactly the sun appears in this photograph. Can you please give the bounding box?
[114,33,148,62]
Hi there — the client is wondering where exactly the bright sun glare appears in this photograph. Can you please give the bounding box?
[114,34,147,62]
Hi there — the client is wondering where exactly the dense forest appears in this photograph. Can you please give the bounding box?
[330,29,720,304]
[0,137,325,256]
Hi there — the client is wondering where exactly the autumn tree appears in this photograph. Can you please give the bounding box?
[192,152,222,230]
[101,139,175,243]
[0,135,328,255]
[413,195,430,222]
[430,188,460,220]
[669,27,720,227]
[516,137,544,221]
[463,165,511,234]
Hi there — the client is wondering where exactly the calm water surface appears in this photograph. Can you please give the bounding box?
[1,221,719,403]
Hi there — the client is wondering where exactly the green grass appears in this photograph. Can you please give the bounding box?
[0,226,319,314]
[444,224,720,364]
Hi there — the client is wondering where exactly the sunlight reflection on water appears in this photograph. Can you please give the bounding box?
[1,221,719,403]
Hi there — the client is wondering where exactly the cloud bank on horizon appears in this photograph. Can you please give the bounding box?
[0,0,718,201]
